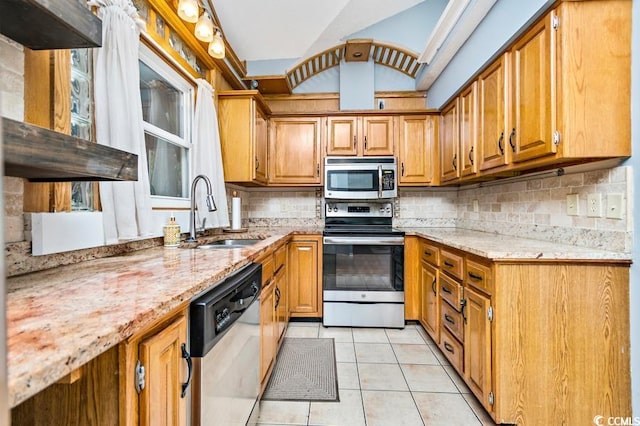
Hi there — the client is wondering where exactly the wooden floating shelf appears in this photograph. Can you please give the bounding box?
[3,118,138,182]
[0,0,102,50]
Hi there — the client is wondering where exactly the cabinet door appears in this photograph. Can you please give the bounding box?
[459,83,478,177]
[260,284,276,383]
[398,115,436,185]
[510,14,555,163]
[288,237,321,317]
[420,259,439,343]
[139,315,188,426]
[327,116,358,156]
[479,54,508,171]
[464,286,493,411]
[218,96,255,183]
[275,265,288,342]
[440,100,459,183]
[269,117,323,185]
[254,108,268,183]
[361,116,394,156]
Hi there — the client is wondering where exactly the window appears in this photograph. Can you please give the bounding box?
[139,44,194,208]
[70,48,96,211]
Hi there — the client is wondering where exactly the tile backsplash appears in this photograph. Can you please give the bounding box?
[229,165,631,252]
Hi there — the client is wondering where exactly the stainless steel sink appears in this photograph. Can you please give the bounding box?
[197,239,262,249]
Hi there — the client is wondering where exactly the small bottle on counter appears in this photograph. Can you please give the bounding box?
[163,214,181,248]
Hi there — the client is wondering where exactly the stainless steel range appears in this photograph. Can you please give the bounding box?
[322,201,405,328]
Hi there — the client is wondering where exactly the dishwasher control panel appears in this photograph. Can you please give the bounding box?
[190,263,262,357]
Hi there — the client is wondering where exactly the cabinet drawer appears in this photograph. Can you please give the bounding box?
[440,299,464,342]
[274,244,287,272]
[440,249,463,280]
[465,259,492,295]
[439,327,463,374]
[420,240,439,267]
[440,273,462,311]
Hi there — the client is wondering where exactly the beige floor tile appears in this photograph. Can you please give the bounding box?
[354,342,397,363]
[358,363,408,391]
[318,326,353,342]
[462,393,497,426]
[392,343,439,365]
[429,342,452,366]
[400,364,458,393]
[386,327,427,344]
[336,362,360,390]
[285,326,319,338]
[444,365,472,394]
[413,392,482,425]
[415,325,438,346]
[257,400,310,425]
[308,389,365,426]
[334,342,356,363]
[361,390,423,426]
[352,328,389,343]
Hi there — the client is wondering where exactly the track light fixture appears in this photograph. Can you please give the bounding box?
[177,0,225,59]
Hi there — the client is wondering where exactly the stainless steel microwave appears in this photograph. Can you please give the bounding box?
[324,157,398,199]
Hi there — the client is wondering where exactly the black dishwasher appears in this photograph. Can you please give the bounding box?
[190,262,262,426]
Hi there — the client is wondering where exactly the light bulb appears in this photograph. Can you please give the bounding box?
[194,12,214,42]
[208,30,225,59]
[177,0,199,23]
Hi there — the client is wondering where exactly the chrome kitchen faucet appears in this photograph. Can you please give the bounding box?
[186,174,217,242]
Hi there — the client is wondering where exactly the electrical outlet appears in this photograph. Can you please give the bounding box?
[473,199,479,213]
[566,194,579,216]
[587,193,602,217]
[606,193,623,219]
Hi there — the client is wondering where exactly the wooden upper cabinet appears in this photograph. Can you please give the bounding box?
[397,115,437,185]
[440,100,459,183]
[218,90,270,184]
[327,116,358,156]
[459,82,478,177]
[510,14,554,163]
[361,116,394,156]
[269,117,323,185]
[326,115,393,156]
[478,54,508,171]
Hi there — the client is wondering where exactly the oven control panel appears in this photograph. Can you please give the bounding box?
[326,201,393,218]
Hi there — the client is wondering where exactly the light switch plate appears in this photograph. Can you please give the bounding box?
[587,193,602,217]
[606,193,624,219]
[566,194,579,216]
[473,199,479,213]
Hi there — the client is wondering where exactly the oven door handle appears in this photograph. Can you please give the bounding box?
[323,236,405,246]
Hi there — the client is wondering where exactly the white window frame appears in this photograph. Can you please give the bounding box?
[139,43,195,209]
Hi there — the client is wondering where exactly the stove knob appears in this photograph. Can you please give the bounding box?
[333,207,338,212]
[379,207,385,212]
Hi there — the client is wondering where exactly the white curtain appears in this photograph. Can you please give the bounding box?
[193,79,230,229]
[90,0,154,244]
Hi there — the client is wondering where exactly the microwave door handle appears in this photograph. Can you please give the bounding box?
[378,165,383,198]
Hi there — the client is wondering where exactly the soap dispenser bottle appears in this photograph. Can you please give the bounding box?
[163,214,181,248]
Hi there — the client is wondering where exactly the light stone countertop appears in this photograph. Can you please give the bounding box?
[6,226,630,408]
[403,227,632,261]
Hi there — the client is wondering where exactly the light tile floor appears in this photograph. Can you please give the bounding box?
[257,323,497,426]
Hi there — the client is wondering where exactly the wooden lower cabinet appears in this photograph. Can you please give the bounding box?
[120,307,190,426]
[288,235,322,317]
[419,259,439,343]
[260,280,277,384]
[463,286,492,411]
[417,236,631,425]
